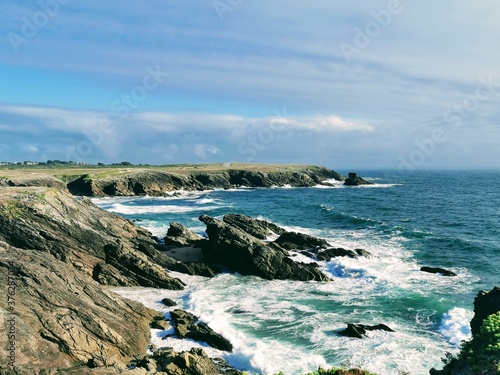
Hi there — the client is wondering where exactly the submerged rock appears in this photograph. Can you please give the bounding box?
[420,266,457,277]
[343,172,372,186]
[338,323,395,338]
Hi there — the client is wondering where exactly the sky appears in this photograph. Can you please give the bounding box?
[1,1,499,170]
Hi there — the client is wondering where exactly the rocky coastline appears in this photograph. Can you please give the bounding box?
[0,165,498,374]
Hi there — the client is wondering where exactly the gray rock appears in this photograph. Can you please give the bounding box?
[274,231,330,251]
[420,266,457,277]
[199,215,331,281]
[223,214,286,240]
[169,310,233,352]
[343,172,372,186]
[338,323,395,338]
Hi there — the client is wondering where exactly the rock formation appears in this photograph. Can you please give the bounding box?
[0,187,185,373]
[199,215,331,281]
[164,222,203,248]
[470,286,500,335]
[64,166,345,197]
[343,172,372,186]
[337,323,395,339]
[169,309,233,352]
[420,266,457,277]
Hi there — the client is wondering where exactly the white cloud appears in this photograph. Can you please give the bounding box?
[193,144,220,160]
[21,145,39,154]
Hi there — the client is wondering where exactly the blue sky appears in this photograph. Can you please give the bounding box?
[1,1,499,169]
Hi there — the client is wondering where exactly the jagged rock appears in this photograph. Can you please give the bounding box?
[343,172,372,186]
[169,310,233,352]
[165,223,201,248]
[151,347,241,375]
[355,248,372,257]
[150,316,171,330]
[470,286,500,335]
[0,187,188,372]
[199,215,331,281]
[274,231,330,251]
[420,266,457,277]
[169,262,220,278]
[0,243,157,372]
[316,248,358,260]
[161,298,177,307]
[315,247,372,261]
[64,166,345,197]
[338,323,395,338]
[222,214,286,240]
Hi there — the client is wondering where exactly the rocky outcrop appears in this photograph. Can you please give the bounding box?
[343,172,372,186]
[338,323,395,338]
[0,174,68,191]
[0,188,183,290]
[169,310,233,352]
[0,187,186,373]
[65,166,345,197]
[164,222,202,248]
[470,286,500,335]
[430,286,500,375]
[316,248,370,260]
[420,266,457,277]
[199,215,331,281]
[131,347,242,375]
[0,242,160,373]
[222,214,286,240]
[274,231,330,250]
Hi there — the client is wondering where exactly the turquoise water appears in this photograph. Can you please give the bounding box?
[96,170,500,375]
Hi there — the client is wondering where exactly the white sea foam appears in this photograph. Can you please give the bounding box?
[107,203,222,215]
[439,307,473,348]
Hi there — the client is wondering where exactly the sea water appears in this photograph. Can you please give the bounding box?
[95,169,500,375]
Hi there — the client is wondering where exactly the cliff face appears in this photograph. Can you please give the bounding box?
[66,166,345,197]
[0,187,185,373]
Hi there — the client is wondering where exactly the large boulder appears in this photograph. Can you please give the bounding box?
[343,172,372,186]
[223,214,286,240]
[199,215,331,281]
[169,310,233,352]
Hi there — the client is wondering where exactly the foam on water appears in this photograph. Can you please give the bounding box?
[98,174,494,375]
[439,307,473,348]
[107,202,222,215]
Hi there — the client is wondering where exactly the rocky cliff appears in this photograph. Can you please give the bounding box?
[64,165,345,196]
[0,187,188,373]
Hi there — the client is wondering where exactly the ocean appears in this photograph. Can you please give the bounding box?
[94,169,500,375]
